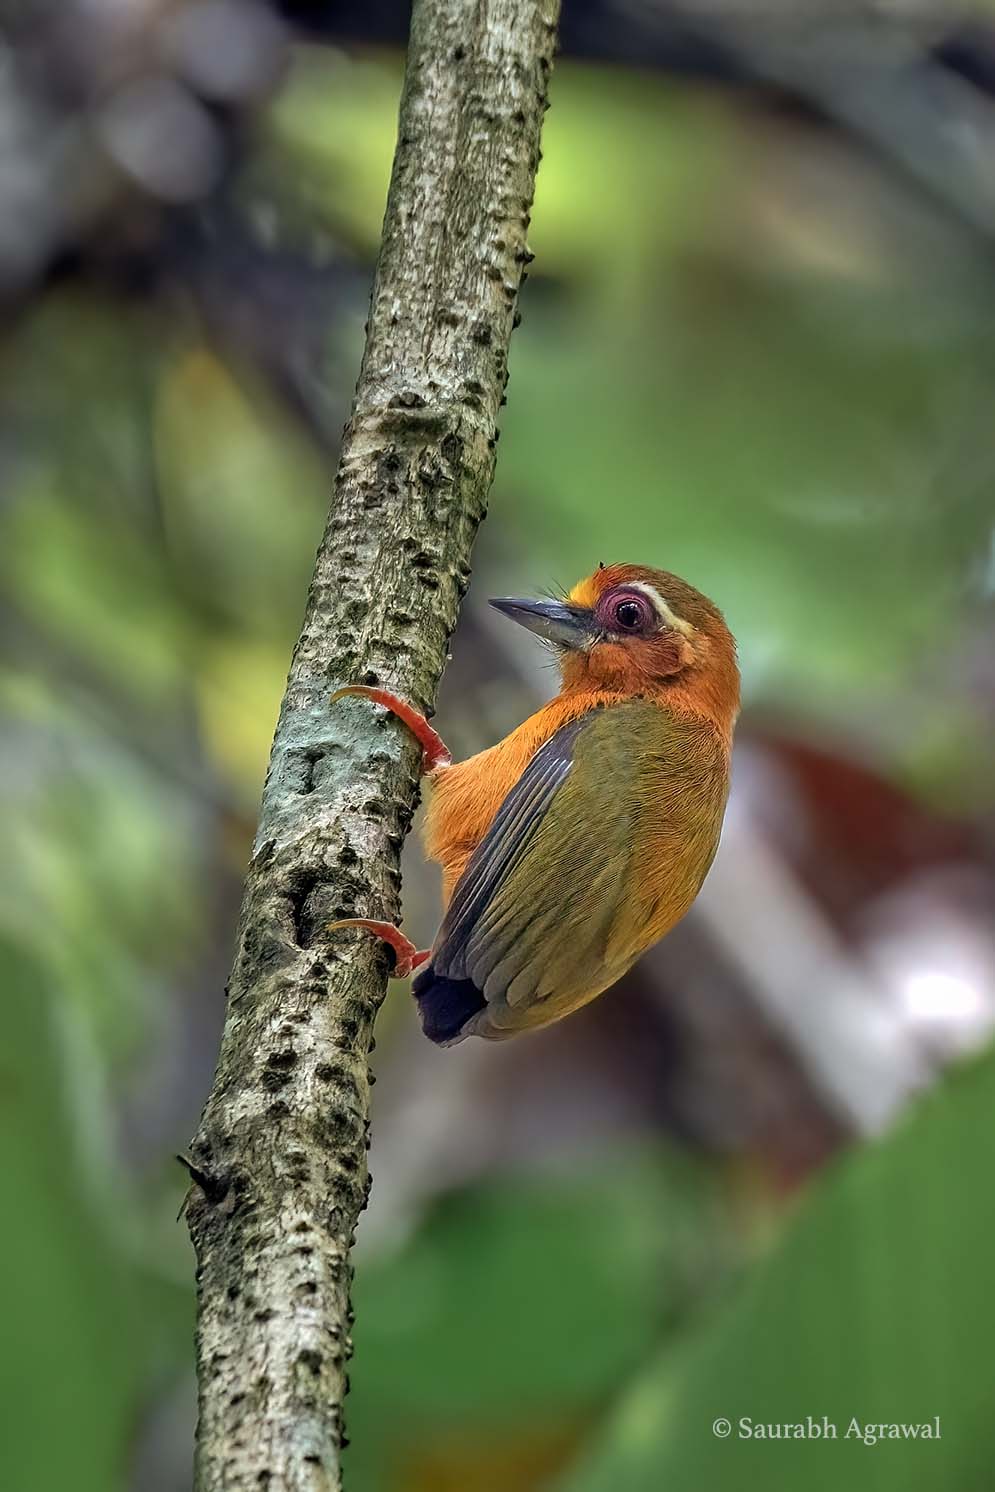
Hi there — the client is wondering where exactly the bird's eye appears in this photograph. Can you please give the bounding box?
[612,597,647,631]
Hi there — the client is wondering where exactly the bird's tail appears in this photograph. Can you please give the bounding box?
[411,966,487,1046]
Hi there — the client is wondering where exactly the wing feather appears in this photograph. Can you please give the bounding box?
[413,701,727,1042]
[435,715,588,980]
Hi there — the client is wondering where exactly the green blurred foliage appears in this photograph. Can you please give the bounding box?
[346,1154,734,1490]
[274,52,995,707]
[561,1049,995,1492]
[0,939,191,1491]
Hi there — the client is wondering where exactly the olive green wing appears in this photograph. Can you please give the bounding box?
[413,700,725,1043]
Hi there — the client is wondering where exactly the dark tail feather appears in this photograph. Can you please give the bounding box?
[412,967,486,1045]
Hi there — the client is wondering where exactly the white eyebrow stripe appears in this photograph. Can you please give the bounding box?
[628,581,695,636]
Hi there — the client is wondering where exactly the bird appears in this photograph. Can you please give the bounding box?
[328,563,739,1045]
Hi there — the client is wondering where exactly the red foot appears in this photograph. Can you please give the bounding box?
[330,685,451,774]
[328,918,431,978]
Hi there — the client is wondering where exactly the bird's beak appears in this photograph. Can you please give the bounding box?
[488,596,594,650]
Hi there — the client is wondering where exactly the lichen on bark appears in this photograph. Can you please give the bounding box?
[184,2,561,1488]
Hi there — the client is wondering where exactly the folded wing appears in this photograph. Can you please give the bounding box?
[414,699,725,1043]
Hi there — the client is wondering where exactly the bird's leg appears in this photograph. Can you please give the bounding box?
[329,685,452,774]
[328,685,443,975]
[327,918,431,978]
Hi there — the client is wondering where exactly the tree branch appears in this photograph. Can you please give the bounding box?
[184,3,560,1488]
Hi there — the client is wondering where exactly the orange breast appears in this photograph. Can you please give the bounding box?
[423,692,608,904]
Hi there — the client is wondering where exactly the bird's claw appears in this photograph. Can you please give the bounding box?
[328,918,431,979]
[329,685,452,774]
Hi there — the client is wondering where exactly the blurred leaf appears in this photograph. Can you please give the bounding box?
[0,939,143,1491]
[560,1047,995,1492]
[155,344,327,640]
[195,633,287,801]
[345,1152,734,1491]
[1,692,207,1054]
[3,477,191,703]
[266,47,403,252]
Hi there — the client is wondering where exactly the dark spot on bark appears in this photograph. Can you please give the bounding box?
[303,1455,322,1467]
[317,1110,359,1151]
[452,44,465,61]
[363,797,386,818]
[315,1062,341,1082]
[338,843,359,867]
[227,1284,240,1301]
[298,1349,323,1374]
[471,318,492,345]
[261,1049,298,1091]
[360,668,380,686]
[176,1152,230,1207]
[286,867,325,948]
[268,1049,297,1071]
[268,1100,290,1120]
[297,1281,318,1298]
[254,1307,275,1323]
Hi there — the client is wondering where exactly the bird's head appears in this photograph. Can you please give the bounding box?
[490,564,739,725]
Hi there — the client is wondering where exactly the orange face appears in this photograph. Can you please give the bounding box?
[489,564,739,727]
[560,564,738,703]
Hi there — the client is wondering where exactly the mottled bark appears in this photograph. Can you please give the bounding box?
[183,2,560,1488]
